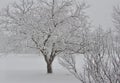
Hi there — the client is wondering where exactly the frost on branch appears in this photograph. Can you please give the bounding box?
[0,0,90,73]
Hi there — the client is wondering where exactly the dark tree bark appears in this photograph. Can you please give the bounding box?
[47,62,53,73]
[43,53,55,74]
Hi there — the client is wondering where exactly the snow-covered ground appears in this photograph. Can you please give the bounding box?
[0,54,84,83]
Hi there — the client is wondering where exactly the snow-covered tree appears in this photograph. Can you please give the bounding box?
[0,0,89,73]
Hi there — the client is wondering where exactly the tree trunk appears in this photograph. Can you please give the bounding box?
[47,63,52,73]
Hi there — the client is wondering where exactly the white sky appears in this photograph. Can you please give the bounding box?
[0,0,120,29]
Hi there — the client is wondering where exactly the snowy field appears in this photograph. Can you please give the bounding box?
[0,54,84,83]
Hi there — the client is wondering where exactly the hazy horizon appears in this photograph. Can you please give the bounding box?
[0,0,120,29]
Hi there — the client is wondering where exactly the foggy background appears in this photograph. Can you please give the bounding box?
[0,0,120,28]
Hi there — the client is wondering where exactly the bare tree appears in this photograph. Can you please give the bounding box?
[60,27,120,83]
[0,0,89,73]
[113,5,120,32]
